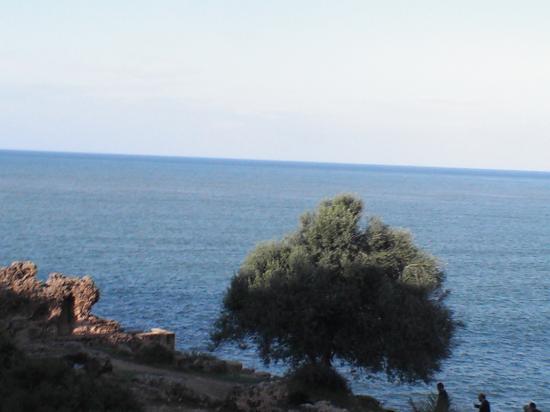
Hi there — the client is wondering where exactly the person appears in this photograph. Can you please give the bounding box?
[529,402,541,412]
[474,393,490,412]
[435,382,450,412]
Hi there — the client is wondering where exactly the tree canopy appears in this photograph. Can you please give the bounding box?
[212,194,457,383]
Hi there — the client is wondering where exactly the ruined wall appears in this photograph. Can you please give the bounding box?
[0,261,125,343]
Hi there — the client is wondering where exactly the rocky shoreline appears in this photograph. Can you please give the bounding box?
[0,261,391,412]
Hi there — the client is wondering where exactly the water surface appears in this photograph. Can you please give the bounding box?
[1,150,549,410]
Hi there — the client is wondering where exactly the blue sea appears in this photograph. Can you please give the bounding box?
[1,150,548,411]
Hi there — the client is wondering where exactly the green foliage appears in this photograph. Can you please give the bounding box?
[287,363,350,405]
[135,343,175,365]
[0,331,141,412]
[213,195,457,383]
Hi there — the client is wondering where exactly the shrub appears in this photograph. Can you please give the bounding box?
[0,331,141,412]
[135,343,175,365]
[287,362,350,404]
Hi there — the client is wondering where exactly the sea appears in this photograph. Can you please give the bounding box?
[0,150,548,411]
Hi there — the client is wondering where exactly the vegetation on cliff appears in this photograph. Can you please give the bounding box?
[212,194,457,384]
[0,332,141,412]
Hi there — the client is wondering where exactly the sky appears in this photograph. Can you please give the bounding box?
[1,1,549,171]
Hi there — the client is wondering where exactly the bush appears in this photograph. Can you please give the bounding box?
[135,343,175,365]
[0,331,141,412]
[287,363,350,404]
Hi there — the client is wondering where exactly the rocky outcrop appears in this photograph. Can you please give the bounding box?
[0,261,131,346]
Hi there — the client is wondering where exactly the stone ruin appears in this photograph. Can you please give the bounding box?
[0,261,174,350]
[136,328,176,351]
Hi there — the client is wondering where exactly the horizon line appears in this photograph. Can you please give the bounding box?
[1,147,550,176]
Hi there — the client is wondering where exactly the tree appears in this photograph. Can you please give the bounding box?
[212,195,457,383]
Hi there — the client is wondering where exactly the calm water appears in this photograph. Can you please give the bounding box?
[1,150,549,410]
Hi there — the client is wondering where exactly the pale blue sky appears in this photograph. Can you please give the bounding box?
[1,1,549,170]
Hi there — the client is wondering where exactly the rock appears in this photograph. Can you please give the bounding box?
[0,261,39,294]
[44,273,99,321]
[0,261,133,347]
[0,261,99,334]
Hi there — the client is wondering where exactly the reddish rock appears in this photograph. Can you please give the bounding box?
[0,261,131,346]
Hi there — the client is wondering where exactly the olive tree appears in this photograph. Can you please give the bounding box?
[212,195,456,383]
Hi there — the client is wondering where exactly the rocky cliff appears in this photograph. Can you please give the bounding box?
[0,261,128,346]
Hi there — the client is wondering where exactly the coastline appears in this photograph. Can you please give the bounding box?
[0,261,391,412]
